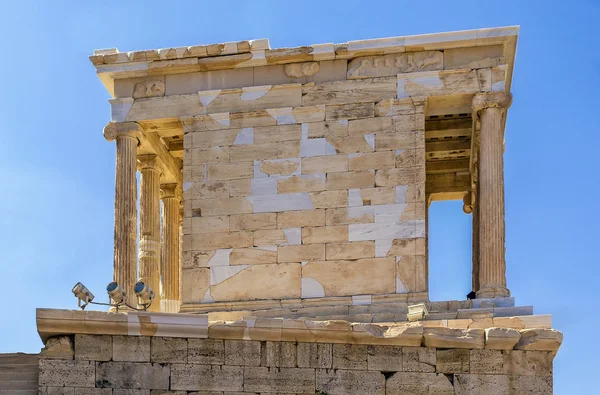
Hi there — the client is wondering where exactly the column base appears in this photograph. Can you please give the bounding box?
[476,286,510,299]
[161,299,181,313]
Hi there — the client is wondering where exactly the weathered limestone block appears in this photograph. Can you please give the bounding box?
[95,362,170,390]
[326,241,375,260]
[326,102,375,120]
[41,388,112,395]
[188,338,224,365]
[396,255,427,292]
[198,84,302,114]
[133,80,165,99]
[278,244,325,262]
[185,181,229,200]
[309,190,348,208]
[444,45,505,70]
[189,231,253,250]
[259,158,299,175]
[151,337,187,363]
[278,174,326,193]
[469,349,506,374]
[112,336,150,362]
[262,341,297,367]
[75,334,112,361]
[515,329,563,352]
[230,213,276,231]
[397,68,489,98]
[225,340,261,366]
[302,77,397,106]
[423,328,485,349]
[302,155,349,174]
[436,349,469,373]
[316,369,385,395]
[367,345,402,371]
[297,343,332,368]
[206,162,253,181]
[326,171,375,190]
[402,347,436,372]
[40,336,73,360]
[454,374,552,395]
[349,151,395,171]
[191,198,253,217]
[39,387,75,395]
[348,187,395,206]
[39,359,95,388]
[302,225,348,244]
[113,390,148,395]
[504,350,553,376]
[386,372,454,394]
[328,136,375,153]
[347,51,443,79]
[485,327,521,350]
[253,229,288,246]
[375,168,424,186]
[230,142,279,162]
[229,247,277,265]
[243,367,316,393]
[170,364,243,392]
[333,344,367,370]
[326,207,375,225]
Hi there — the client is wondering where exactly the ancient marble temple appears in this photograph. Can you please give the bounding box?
[32,26,563,394]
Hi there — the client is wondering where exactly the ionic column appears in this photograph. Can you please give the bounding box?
[472,92,512,298]
[138,155,162,311]
[103,122,141,307]
[160,184,181,312]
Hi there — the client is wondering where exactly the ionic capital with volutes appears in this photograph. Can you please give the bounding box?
[472,92,513,114]
[103,122,143,143]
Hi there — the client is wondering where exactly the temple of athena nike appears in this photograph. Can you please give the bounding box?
[31,26,562,394]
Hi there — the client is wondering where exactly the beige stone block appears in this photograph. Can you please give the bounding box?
[485,327,521,350]
[327,171,374,190]
[229,142,278,162]
[305,121,349,139]
[95,362,170,390]
[326,241,375,260]
[327,136,374,153]
[396,149,425,168]
[189,216,230,234]
[302,258,395,296]
[278,174,326,193]
[229,179,251,197]
[375,131,420,151]
[186,182,230,200]
[190,146,230,163]
[171,364,243,392]
[228,109,275,129]
[40,336,73,360]
[375,167,424,186]
[188,338,224,365]
[302,76,397,106]
[423,328,485,349]
[126,94,204,122]
[454,374,552,395]
[349,151,395,171]
[367,345,403,371]
[349,117,395,137]
[262,341,297,367]
[112,389,146,395]
[515,329,563,352]
[297,343,332,368]
[402,347,436,372]
[326,207,375,225]
[436,349,469,373]
[192,198,253,216]
[254,60,346,86]
[293,105,327,123]
[396,255,427,292]
[504,350,553,376]
[388,238,426,256]
[39,388,75,395]
[191,231,253,250]
[278,244,325,262]
[444,45,505,70]
[181,268,210,304]
[191,129,239,148]
[326,102,375,120]
[74,334,112,361]
[302,225,348,244]
[468,349,504,374]
[260,158,299,175]
[230,247,277,265]
[309,190,348,209]
[151,337,187,363]
[316,369,385,395]
[243,367,316,393]
[302,155,349,174]
[39,359,95,388]
[253,229,287,246]
[332,344,367,370]
[354,187,395,206]
[112,336,150,362]
[165,67,254,95]
[278,140,300,158]
[224,340,261,366]
[201,84,302,114]
[277,209,325,228]
[206,162,253,181]
[254,124,301,143]
[397,68,486,98]
[210,263,301,301]
[230,213,276,231]
[386,372,454,394]
[347,51,443,79]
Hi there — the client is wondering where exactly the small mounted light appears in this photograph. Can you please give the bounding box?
[106,282,126,305]
[134,280,154,305]
[72,282,94,310]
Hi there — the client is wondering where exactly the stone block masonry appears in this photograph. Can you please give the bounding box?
[39,334,554,394]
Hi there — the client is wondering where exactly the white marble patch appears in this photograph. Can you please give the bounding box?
[246,193,314,213]
[254,160,268,178]
[251,178,277,195]
[301,123,309,140]
[352,295,372,306]
[396,276,409,293]
[397,77,407,98]
[374,204,409,223]
[267,107,296,125]
[183,182,193,192]
[201,288,214,303]
[261,158,302,176]
[282,228,302,246]
[312,43,335,60]
[241,85,271,101]
[210,112,230,128]
[206,249,232,267]
[109,98,134,123]
[198,89,221,107]
[210,265,250,285]
[348,206,375,219]
[349,220,425,241]
[301,277,326,298]
[348,189,362,207]
[234,128,254,145]
[396,186,408,204]
[375,239,393,257]
[338,119,349,126]
[300,138,337,157]
[364,134,375,150]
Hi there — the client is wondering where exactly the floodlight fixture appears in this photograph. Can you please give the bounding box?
[106,282,126,305]
[72,282,94,310]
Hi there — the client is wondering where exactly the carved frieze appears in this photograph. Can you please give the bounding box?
[284,62,320,78]
[133,80,166,99]
[347,51,443,79]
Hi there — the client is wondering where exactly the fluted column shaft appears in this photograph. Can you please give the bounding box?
[473,92,512,298]
[138,155,161,311]
[103,122,142,307]
[160,184,181,312]
[472,190,480,293]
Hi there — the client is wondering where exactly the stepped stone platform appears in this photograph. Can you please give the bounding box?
[0,353,38,395]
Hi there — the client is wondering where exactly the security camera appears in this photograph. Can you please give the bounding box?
[106,282,126,305]
[134,280,154,305]
[72,282,94,310]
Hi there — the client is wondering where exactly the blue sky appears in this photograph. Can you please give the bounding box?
[0,1,598,392]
